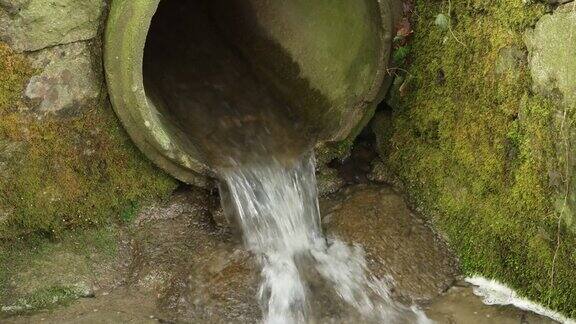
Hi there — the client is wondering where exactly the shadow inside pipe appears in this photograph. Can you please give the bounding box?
[143,0,326,171]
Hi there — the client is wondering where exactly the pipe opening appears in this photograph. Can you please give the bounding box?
[144,1,318,169]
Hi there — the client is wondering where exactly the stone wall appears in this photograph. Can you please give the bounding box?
[372,0,576,316]
[1,0,575,317]
[0,0,177,240]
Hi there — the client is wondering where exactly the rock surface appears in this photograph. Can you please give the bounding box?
[2,184,563,323]
[0,226,123,314]
[525,3,576,233]
[0,6,176,240]
[24,41,101,114]
[316,167,345,196]
[0,0,105,52]
[525,4,576,106]
[426,283,558,324]
[127,188,261,323]
[322,185,459,302]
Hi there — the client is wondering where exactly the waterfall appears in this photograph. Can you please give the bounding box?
[219,155,429,323]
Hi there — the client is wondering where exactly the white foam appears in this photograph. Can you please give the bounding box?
[466,276,575,324]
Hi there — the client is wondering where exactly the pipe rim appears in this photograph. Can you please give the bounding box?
[104,0,396,185]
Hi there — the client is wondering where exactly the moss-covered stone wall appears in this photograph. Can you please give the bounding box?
[2,0,575,318]
[373,0,576,316]
[0,43,176,240]
[0,1,177,241]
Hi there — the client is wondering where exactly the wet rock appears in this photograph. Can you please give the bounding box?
[209,204,233,229]
[24,41,101,114]
[212,184,240,230]
[159,250,260,323]
[322,184,459,302]
[1,187,260,322]
[368,160,408,195]
[336,140,378,185]
[0,227,122,316]
[2,290,160,324]
[426,285,558,324]
[317,167,345,196]
[525,4,576,106]
[127,188,261,323]
[0,0,105,52]
[2,185,566,323]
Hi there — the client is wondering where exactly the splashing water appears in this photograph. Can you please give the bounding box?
[220,154,430,323]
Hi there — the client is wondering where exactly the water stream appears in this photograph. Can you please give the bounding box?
[144,3,431,318]
[219,155,429,323]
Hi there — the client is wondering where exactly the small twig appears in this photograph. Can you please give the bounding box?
[446,0,468,48]
[386,67,413,77]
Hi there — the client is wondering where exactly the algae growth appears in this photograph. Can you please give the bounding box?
[0,226,119,315]
[374,0,576,317]
[0,42,177,240]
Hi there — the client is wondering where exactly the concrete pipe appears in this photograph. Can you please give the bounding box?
[104,0,400,185]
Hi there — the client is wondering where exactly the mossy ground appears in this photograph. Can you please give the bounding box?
[0,41,177,312]
[0,226,119,315]
[0,43,177,241]
[375,0,576,317]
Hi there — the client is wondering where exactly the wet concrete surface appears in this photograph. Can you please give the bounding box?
[425,283,557,324]
[3,185,561,323]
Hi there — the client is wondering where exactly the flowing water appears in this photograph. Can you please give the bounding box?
[219,155,430,323]
[145,4,431,318]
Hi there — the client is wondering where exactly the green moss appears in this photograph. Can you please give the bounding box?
[1,286,79,315]
[316,101,380,165]
[375,1,576,317]
[0,44,32,111]
[0,226,118,315]
[0,43,178,240]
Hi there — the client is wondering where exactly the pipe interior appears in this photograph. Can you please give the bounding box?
[143,0,317,169]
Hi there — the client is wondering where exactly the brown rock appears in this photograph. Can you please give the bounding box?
[322,184,459,302]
